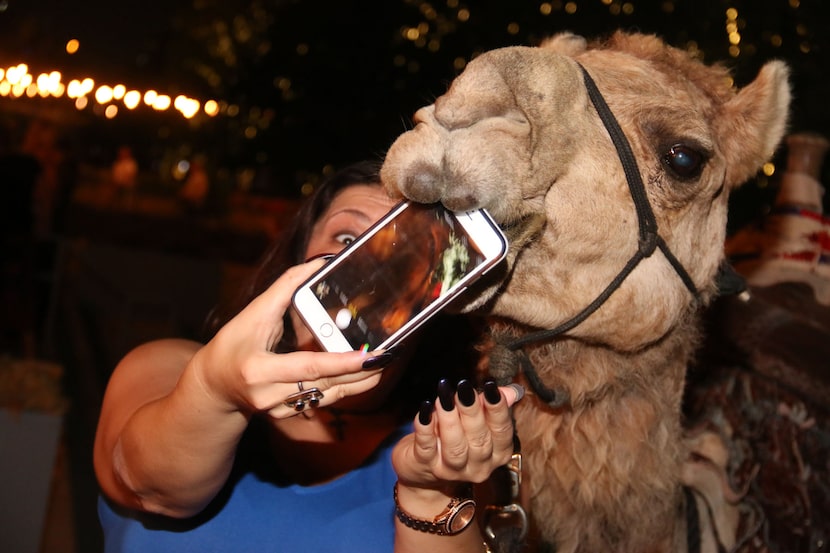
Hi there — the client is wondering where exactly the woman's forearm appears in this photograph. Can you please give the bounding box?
[94,340,250,518]
[391,382,524,553]
[110,365,249,517]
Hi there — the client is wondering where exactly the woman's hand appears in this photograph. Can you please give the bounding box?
[94,259,390,517]
[189,258,388,418]
[393,378,522,488]
[391,379,523,552]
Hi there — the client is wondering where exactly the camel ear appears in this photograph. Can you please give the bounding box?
[539,32,587,56]
[720,60,791,188]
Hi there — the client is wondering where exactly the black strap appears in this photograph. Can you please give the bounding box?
[498,64,701,407]
[657,236,699,298]
[580,65,659,256]
[580,65,698,296]
[486,62,710,553]
[503,65,698,356]
[684,486,701,553]
[506,247,647,350]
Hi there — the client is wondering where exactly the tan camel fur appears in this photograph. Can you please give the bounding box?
[381,32,791,552]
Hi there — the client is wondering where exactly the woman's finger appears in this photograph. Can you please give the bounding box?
[411,400,439,468]
[260,349,388,383]
[455,380,493,466]
[248,259,327,319]
[249,349,390,413]
[432,379,469,472]
[211,260,327,350]
[266,370,383,418]
[484,381,524,457]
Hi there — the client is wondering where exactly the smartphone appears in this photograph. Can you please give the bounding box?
[291,201,508,353]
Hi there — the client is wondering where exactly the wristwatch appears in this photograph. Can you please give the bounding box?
[393,483,477,536]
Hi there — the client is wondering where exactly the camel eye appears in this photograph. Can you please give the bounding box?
[662,144,705,180]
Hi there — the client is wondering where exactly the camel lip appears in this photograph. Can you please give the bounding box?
[498,214,529,237]
[499,211,547,255]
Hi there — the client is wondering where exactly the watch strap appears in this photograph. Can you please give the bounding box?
[393,482,476,536]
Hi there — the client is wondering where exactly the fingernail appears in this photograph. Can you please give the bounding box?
[362,352,393,370]
[508,383,525,402]
[305,253,336,263]
[457,379,477,407]
[418,400,433,425]
[437,378,455,411]
[483,379,501,405]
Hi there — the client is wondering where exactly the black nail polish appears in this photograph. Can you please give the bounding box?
[418,400,433,425]
[457,379,476,407]
[483,379,501,405]
[362,352,393,370]
[437,378,455,411]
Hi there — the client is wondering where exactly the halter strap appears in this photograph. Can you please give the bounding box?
[582,65,659,256]
[581,64,699,295]
[496,64,701,403]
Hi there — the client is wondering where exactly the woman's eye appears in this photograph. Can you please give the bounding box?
[335,233,357,246]
[662,143,706,180]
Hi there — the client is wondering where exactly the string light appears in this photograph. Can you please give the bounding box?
[123,90,141,109]
[0,0,824,198]
[65,39,80,55]
[726,7,742,57]
[0,62,220,120]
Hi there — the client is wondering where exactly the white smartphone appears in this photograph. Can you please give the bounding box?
[291,201,508,352]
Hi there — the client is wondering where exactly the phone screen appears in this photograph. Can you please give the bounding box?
[310,203,490,351]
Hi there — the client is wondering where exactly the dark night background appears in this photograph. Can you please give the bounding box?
[1,1,829,552]
[1,0,828,203]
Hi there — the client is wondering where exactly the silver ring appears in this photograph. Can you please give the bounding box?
[284,382,323,411]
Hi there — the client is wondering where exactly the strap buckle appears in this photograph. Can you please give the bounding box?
[484,453,528,544]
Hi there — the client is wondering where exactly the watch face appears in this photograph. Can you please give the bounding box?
[447,499,477,534]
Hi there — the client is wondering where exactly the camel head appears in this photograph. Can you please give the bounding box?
[381,31,791,351]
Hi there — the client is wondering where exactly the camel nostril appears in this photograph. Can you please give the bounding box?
[403,162,445,203]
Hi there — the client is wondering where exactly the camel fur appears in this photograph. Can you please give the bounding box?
[380,32,791,552]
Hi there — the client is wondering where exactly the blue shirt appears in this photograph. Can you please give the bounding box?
[99,424,410,553]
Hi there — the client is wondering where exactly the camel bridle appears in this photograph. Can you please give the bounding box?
[489,64,702,408]
[483,63,725,553]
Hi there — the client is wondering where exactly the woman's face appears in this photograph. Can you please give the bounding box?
[304,184,398,261]
[293,183,397,350]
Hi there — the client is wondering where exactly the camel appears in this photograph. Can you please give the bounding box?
[380,31,791,552]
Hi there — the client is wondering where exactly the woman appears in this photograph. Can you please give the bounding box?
[94,161,522,553]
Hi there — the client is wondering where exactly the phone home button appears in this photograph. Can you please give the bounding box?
[319,323,334,337]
